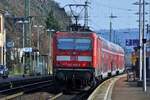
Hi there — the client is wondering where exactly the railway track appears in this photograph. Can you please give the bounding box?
[53,75,122,100]
[0,75,52,91]
[0,77,54,100]
[49,86,96,100]
[52,82,101,100]
[0,75,123,100]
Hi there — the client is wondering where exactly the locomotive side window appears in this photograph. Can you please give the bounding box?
[57,38,91,50]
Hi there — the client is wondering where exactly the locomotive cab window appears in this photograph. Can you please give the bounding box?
[57,38,92,50]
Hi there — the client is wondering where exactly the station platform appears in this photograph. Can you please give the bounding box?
[88,75,150,100]
[112,76,150,100]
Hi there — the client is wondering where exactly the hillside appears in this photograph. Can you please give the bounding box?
[0,0,71,54]
[0,0,70,29]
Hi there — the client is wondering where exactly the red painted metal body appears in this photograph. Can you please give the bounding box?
[52,31,125,80]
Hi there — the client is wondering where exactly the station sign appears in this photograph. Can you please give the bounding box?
[126,39,139,46]
[22,47,32,52]
[6,41,14,48]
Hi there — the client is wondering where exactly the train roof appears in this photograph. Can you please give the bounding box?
[55,31,97,38]
[55,31,124,54]
[99,35,124,54]
[56,31,95,34]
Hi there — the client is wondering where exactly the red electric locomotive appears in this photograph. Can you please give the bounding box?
[52,31,125,86]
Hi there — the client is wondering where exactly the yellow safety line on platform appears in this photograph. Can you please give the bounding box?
[88,74,126,100]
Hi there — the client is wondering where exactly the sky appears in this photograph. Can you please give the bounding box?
[55,0,150,31]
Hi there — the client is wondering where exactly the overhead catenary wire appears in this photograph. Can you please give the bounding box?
[90,2,136,12]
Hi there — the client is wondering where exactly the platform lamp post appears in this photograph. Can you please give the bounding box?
[46,29,55,75]
[16,20,29,75]
[33,25,43,74]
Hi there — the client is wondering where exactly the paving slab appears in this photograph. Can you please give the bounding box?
[112,77,150,100]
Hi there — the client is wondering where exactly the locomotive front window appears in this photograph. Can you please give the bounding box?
[57,38,74,50]
[57,38,92,50]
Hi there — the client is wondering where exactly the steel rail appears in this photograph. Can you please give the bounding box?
[0,80,54,100]
[0,80,53,93]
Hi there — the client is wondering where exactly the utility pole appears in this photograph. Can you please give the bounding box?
[25,0,32,75]
[142,0,147,92]
[110,19,112,42]
[84,0,90,29]
[134,0,148,92]
[0,11,5,65]
[113,30,116,43]
[133,0,148,92]
[46,29,55,74]
[3,29,6,66]
[24,0,31,46]
[109,13,117,42]
[33,25,43,74]
[133,0,143,81]
[16,20,29,75]
[139,0,143,82]
[33,25,43,51]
